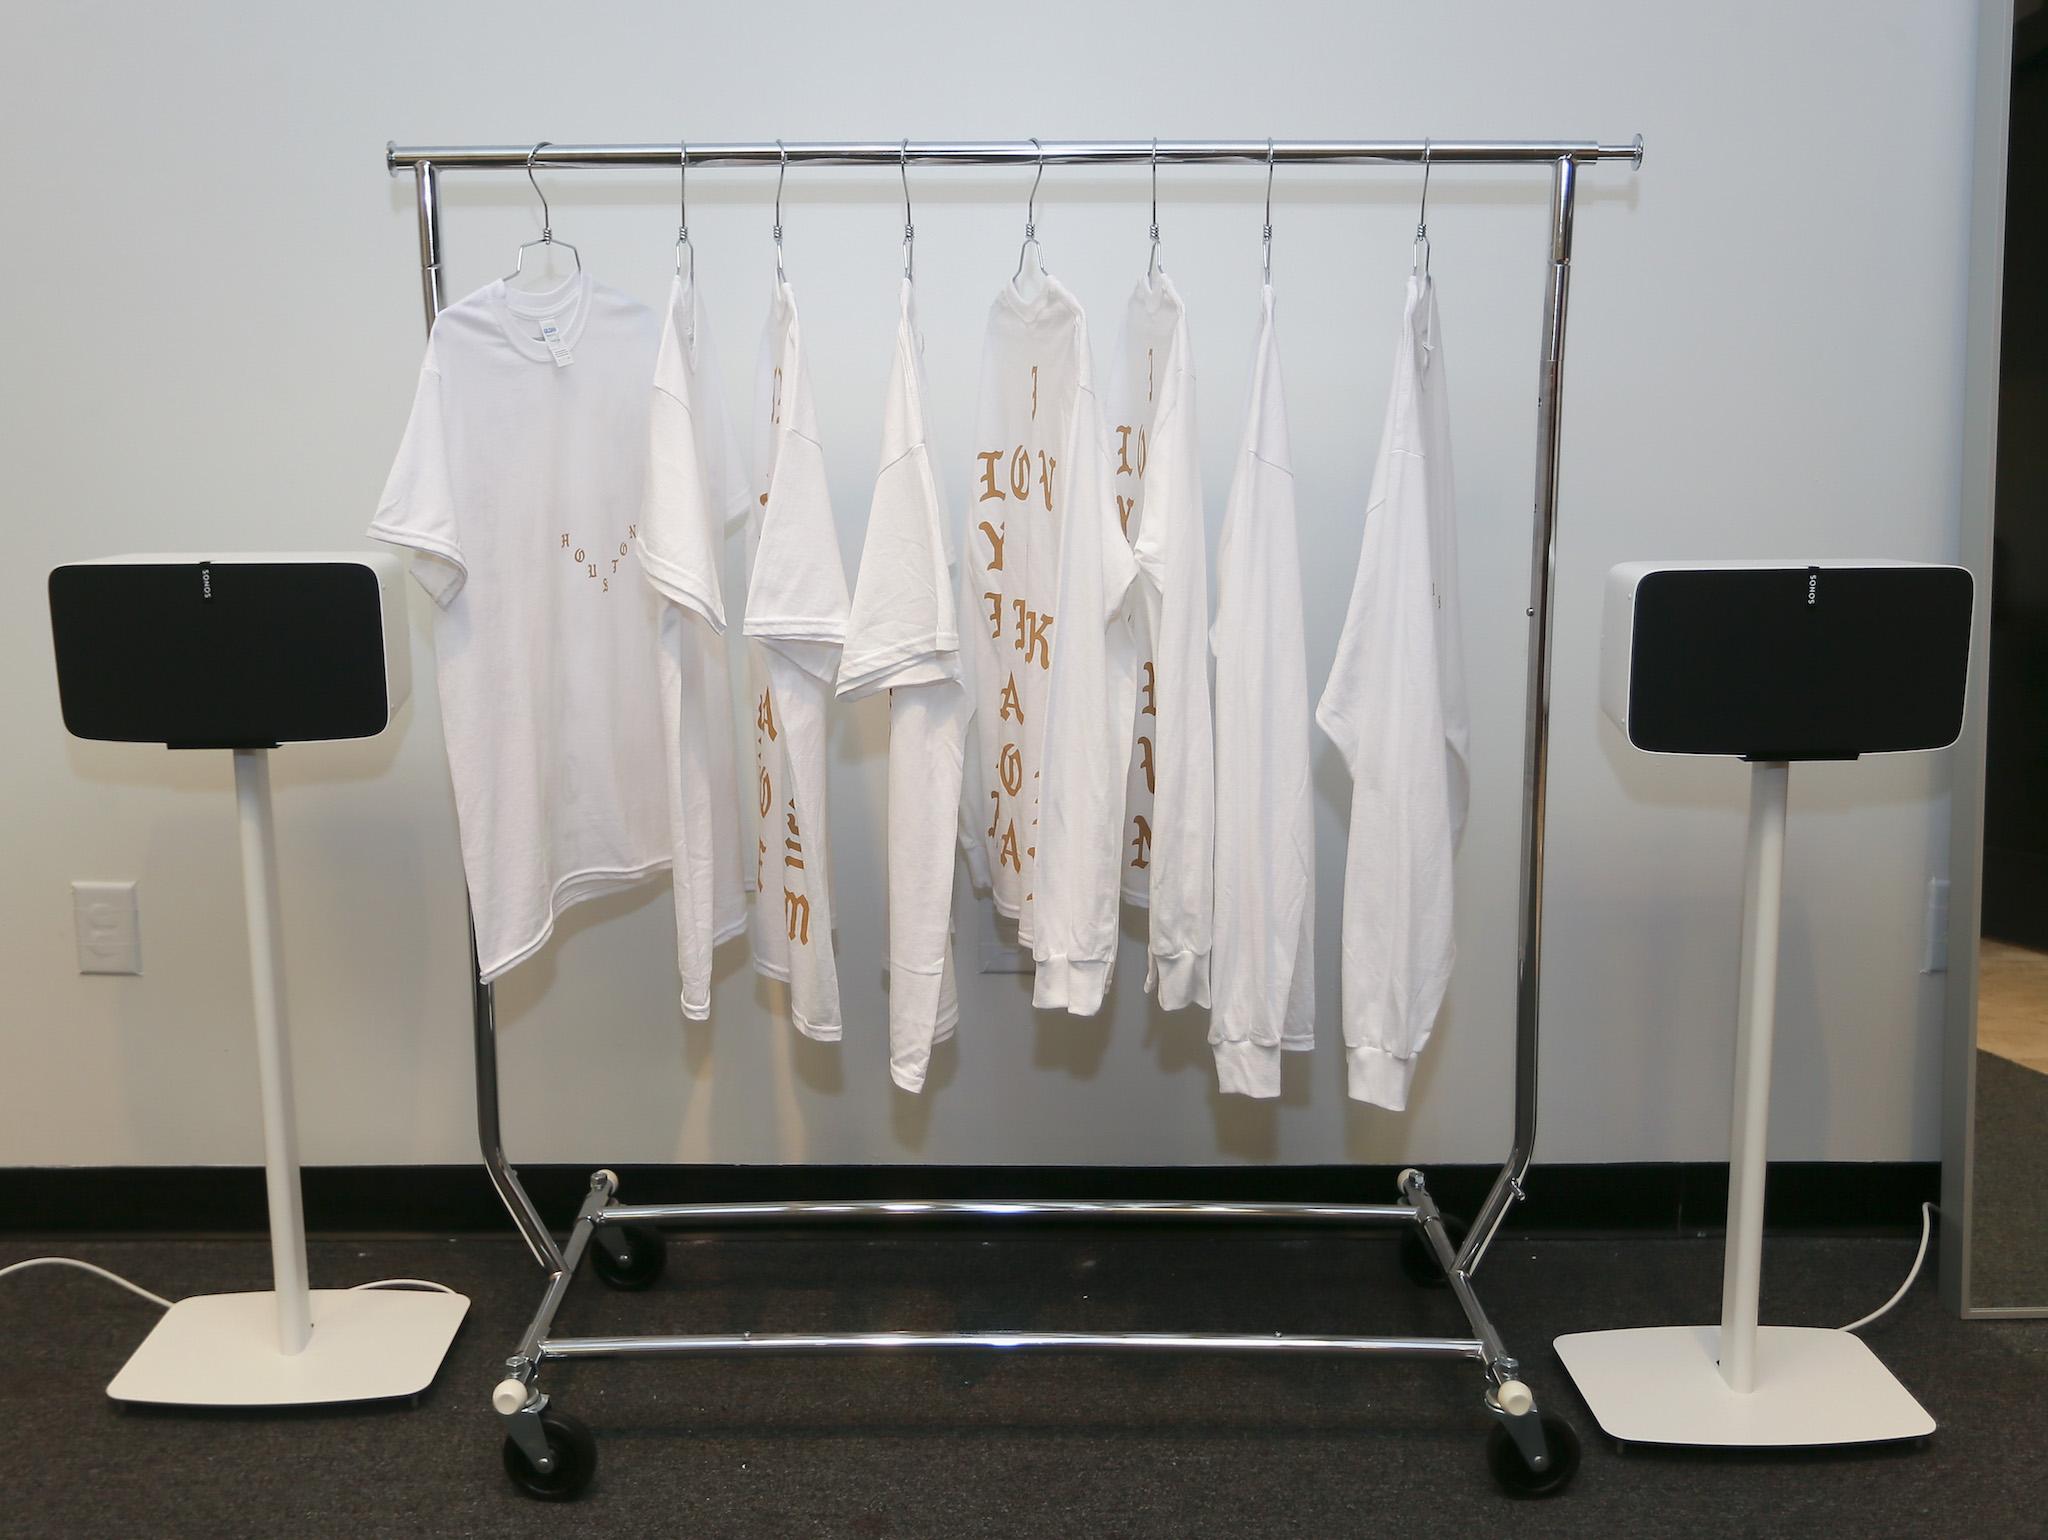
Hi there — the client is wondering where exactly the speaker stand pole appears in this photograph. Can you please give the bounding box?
[233,747,315,1354]
[1552,761,1934,1447]
[1719,758,1787,1393]
[106,748,468,1407]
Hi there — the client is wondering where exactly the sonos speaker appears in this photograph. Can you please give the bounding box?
[1600,560,1972,760]
[49,553,410,748]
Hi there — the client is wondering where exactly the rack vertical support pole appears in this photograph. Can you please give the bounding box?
[408,156,564,1277]
[1460,154,1575,1277]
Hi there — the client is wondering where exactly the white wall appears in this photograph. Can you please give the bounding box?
[0,1,1983,1169]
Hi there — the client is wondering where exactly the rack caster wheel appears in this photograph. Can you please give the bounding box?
[1399,1213,1468,1287]
[591,1225,666,1291]
[1486,1412,1580,1498]
[502,1409,597,1501]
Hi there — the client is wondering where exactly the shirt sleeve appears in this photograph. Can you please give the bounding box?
[1132,386,1214,1011]
[638,375,727,630]
[1031,378,1141,1016]
[744,421,849,672]
[367,361,465,605]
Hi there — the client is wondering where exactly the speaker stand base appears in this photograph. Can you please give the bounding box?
[1553,1325,1932,1448]
[106,1289,469,1408]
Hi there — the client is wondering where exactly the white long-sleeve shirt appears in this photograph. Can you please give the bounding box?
[745,279,852,1040]
[1111,273,1214,1010]
[1030,303,1139,1017]
[838,280,965,1091]
[637,272,754,1019]
[1316,274,1470,1109]
[958,272,1111,957]
[1210,286,1315,1096]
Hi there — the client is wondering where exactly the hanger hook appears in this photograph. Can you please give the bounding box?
[1026,137,1044,239]
[1014,138,1046,284]
[1414,138,1433,279]
[900,139,915,281]
[774,139,788,282]
[1148,138,1162,281]
[675,139,694,279]
[1262,138,1276,284]
[526,141,554,243]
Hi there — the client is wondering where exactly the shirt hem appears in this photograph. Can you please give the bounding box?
[477,858,672,983]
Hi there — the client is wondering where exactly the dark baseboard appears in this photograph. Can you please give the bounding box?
[0,1160,1937,1238]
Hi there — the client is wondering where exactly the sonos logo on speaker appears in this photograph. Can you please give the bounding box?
[1807,569,1819,606]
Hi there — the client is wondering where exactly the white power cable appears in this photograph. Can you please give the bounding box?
[0,1257,171,1310]
[1843,1202,1936,1333]
[1,1259,458,1312]
[351,1278,458,1294]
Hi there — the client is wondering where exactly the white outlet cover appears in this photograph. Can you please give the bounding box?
[74,880,141,975]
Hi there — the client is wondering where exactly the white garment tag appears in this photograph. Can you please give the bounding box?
[539,319,575,368]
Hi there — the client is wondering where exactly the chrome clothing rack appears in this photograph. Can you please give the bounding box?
[384,133,1644,1501]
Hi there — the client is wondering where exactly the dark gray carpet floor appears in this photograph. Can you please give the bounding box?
[3,1227,2044,1537]
[1972,1049,2048,1305]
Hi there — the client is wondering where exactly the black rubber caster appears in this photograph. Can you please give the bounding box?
[502,1409,597,1501]
[1487,1412,1581,1498]
[590,1224,666,1290]
[1399,1213,1468,1287]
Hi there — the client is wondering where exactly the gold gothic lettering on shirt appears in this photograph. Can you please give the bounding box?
[558,523,637,593]
[975,448,1056,511]
[782,799,812,948]
[778,794,811,950]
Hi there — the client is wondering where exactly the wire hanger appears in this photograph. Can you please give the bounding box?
[674,139,693,282]
[1262,139,1276,284]
[505,142,581,282]
[773,140,789,283]
[1147,138,1164,283]
[899,140,915,281]
[1012,138,1047,285]
[1412,138,1433,280]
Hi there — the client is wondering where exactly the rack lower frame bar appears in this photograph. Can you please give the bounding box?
[538,1330,1486,1361]
[394,130,1638,1498]
[593,1197,1418,1226]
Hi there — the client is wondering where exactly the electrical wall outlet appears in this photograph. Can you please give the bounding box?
[73,881,141,975]
[1922,877,1950,974]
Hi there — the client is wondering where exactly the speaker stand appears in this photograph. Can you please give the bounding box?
[107,748,467,1407]
[1554,761,1933,1447]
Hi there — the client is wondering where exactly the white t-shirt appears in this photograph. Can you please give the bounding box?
[1110,272,1214,1010]
[957,272,1093,946]
[371,272,669,983]
[745,279,851,1039]
[1210,286,1316,1097]
[637,272,754,1019]
[838,279,965,1091]
[1316,274,1470,1109]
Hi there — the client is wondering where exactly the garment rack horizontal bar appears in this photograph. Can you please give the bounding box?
[387,137,1643,173]
[535,1330,1487,1361]
[591,1197,1421,1226]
